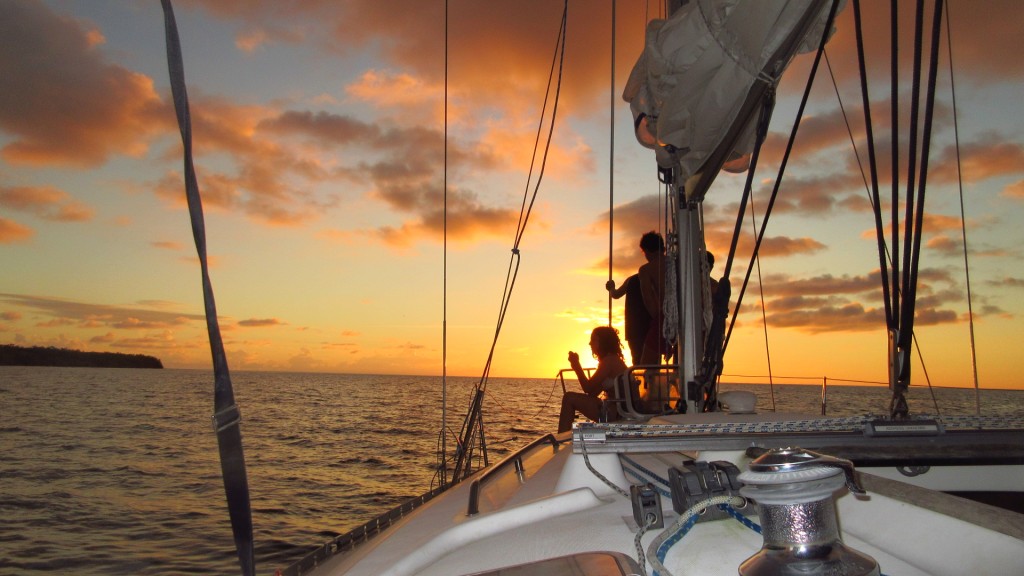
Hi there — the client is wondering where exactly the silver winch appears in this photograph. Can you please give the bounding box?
[737,447,880,576]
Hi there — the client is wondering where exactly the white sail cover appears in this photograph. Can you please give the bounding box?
[623,0,843,190]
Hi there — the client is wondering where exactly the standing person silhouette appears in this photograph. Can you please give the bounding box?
[606,273,650,366]
[557,326,628,433]
[706,251,719,297]
[637,231,666,366]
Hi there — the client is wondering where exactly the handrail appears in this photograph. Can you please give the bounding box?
[466,433,560,516]
[557,367,593,394]
[717,374,888,416]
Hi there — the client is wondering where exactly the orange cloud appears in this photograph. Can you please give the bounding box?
[1004,180,1024,199]
[0,185,94,222]
[151,241,185,251]
[144,2,622,244]
[931,140,1024,184]
[989,277,1024,289]
[741,264,985,334]
[237,318,284,327]
[0,0,169,167]
[111,331,199,351]
[0,216,33,243]
[926,235,963,256]
[259,107,526,244]
[0,293,204,329]
[347,70,440,110]
[112,317,188,330]
[814,1,1024,90]
[763,300,886,334]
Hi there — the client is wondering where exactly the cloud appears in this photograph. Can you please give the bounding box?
[926,235,963,256]
[346,70,441,111]
[0,185,94,222]
[151,240,185,251]
[988,277,1024,289]
[758,236,827,258]
[237,318,284,327]
[761,272,880,298]
[0,2,613,248]
[111,331,199,351]
[36,317,77,328]
[591,194,831,278]
[930,139,1024,185]
[1004,180,1024,199]
[737,266,970,334]
[4,297,203,352]
[0,0,169,167]
[261,107,527,244]
[764,301,886,334]
[0,216,33,243]
[141,2,609,243]
[0,293,205,330]
[153,98,338,227]
[111,317,189,330]
[817,1,1024,88]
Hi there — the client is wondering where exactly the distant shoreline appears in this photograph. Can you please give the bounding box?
[0,345,163,369]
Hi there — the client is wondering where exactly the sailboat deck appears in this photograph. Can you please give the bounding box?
[294,421,1024,576]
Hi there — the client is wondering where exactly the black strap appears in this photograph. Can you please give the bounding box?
[160,2,256,574]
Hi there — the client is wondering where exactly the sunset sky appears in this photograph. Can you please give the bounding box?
[1,0,1022,389]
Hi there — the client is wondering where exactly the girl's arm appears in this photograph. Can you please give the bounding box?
[569,352,604,396]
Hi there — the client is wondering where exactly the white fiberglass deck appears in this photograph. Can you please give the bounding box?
[305,425,1024,576]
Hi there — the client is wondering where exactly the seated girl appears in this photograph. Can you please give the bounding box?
[557,326,628,433]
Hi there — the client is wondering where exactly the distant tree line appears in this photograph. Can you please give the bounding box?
[0,345,163,369]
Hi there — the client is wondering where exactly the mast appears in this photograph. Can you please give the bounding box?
[660,1,843,413]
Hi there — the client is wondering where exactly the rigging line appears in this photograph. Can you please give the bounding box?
[513,3,566,245]
[441,0,449,488]
[609,0,616,327]
[944,2,981,414]
[720,93,772,350]
[852,0,894,330]
[449,3,569,481]
[898,0,926,350]
[522,375,564,421]
[901,0,945,361]
[160,2,255,575]
[912,332,943,415]
[826,51,872,210]
[891,0,901,327]
[515,1,568,249]
[748,193,776,412]
[824,49,901,275]
[477,0,568,391]
[724,0,842,353]
[905,0,942,362]
[720,93,771,282]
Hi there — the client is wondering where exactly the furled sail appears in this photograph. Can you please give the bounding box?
[623,0,843,198]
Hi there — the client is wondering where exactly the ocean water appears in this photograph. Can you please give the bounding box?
[2,366,1022,575]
